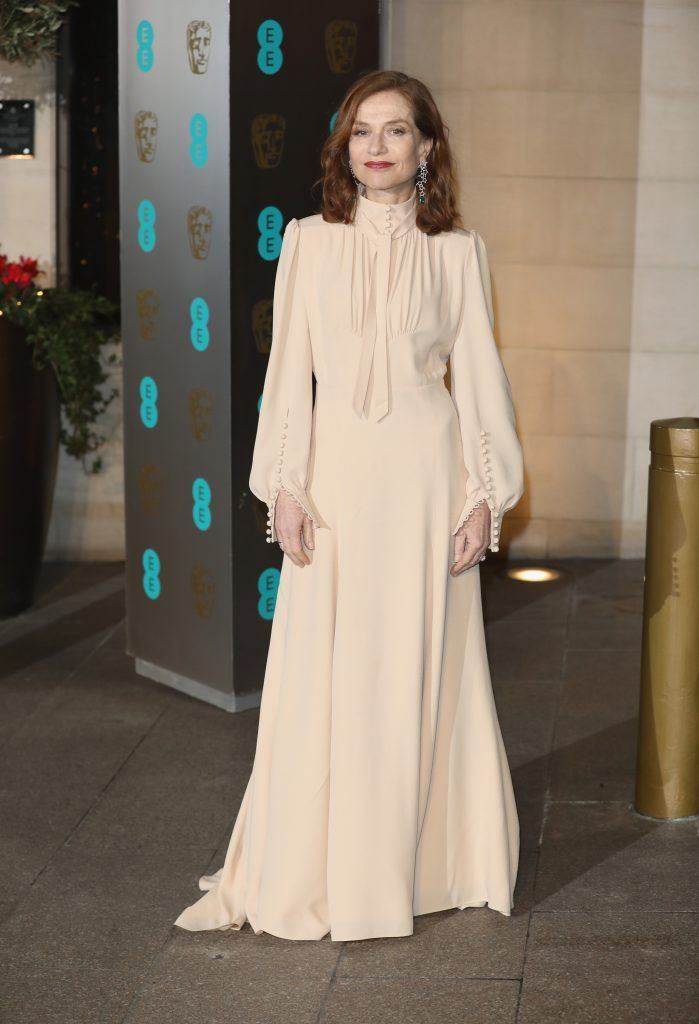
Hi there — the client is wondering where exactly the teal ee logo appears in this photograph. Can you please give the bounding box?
[190,297,210,351]
[257,19,283,75]
[329,111,338,132]
[139,376,158,428]
[136,20,154,72]
[189,113,208,167]
[257,567,280,620]
[137,199,156,252]
[192,477,212,531]
[257,206,283,261]
[142,548,161,599]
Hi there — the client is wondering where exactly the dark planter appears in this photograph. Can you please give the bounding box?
[0,318,61,615]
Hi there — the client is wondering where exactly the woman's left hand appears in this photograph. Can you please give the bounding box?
[451,502,491,575]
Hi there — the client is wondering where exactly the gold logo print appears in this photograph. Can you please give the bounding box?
[191,565,216,618]
[251,113,286,170]
[186,20,212,75]
[134,110,158,163]
[325,20,358,74]
[187,206,213,260]
[252,299,273,353]
[136,288,160,340]
[138,464,163,514]
[188,388,214,441]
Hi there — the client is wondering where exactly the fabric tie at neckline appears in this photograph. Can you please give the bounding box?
[352,192,418,422]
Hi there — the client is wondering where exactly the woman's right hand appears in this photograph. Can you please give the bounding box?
[450,500,490,575]
[275,488,315,567]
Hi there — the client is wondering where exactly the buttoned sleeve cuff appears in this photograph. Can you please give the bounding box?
[451,431,511,553]
[267,485,319,543]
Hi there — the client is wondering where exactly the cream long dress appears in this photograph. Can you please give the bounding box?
[174,190,525,942]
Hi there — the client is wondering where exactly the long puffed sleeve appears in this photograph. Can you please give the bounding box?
[249,218,326,544]
[449,230,524,552]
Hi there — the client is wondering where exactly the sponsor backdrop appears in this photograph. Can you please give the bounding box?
[118,1,379,710]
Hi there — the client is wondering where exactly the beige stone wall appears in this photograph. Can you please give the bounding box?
[0,57,125,560]
[0,60,56,278]
[390,0,699,557]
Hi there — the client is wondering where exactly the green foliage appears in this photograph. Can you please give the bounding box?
[0,0,78,65]
[4,288,121,474]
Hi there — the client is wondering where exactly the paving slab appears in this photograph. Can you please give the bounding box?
[533,801,699,912]
[124,930,342,1024]
[549,716,639,802]
[572,559,644,602]
[557,647,642,720]
[567,595,642,651]
[518,911,699,1024]
[0,587,126,679]
[487,637,568,683]
[319,976,520,1024]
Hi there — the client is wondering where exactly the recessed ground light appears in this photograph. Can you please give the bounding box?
[503,567,562,583]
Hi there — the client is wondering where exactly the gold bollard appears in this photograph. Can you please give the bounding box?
[634,417,699,820]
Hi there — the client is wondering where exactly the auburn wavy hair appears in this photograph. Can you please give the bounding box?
[317,70,462,235]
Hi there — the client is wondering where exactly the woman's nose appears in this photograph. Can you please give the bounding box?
[367,134,387,154]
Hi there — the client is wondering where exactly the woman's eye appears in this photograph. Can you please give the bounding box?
[351,128,367,136]
[390,128,405,135]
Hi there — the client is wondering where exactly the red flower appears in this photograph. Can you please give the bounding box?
[0,254,40,291]
[5,264,28,287]
[18,256,39,280]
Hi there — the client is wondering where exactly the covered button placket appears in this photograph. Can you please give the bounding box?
[265,414,289,543]
[481,428,501,550]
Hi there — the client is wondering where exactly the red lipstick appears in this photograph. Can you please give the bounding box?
[364,161,394,169]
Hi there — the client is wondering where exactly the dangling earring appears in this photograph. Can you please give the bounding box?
[416,157,428,205]
[348,158,366,196]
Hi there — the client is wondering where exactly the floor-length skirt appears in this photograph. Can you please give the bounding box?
[174,378,519,941]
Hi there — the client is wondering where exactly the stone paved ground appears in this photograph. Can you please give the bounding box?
[0,559,697,1024]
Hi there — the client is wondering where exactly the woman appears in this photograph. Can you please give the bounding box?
[175,70,524,942]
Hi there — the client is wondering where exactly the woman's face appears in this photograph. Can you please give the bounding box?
[348,89,432,202]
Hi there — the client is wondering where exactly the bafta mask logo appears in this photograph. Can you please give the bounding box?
[191,565,216,618]
[252,299,273,353]
[138,463,163,514]
[251,113,285,170]
[187,20,212,75]
[136,288,159,340]
[325,20,358,74]
[187,206,212,260]
[134,110,158,162]
[188,388,214,441]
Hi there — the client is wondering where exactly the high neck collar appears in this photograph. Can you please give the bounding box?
[355,190,418,240]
